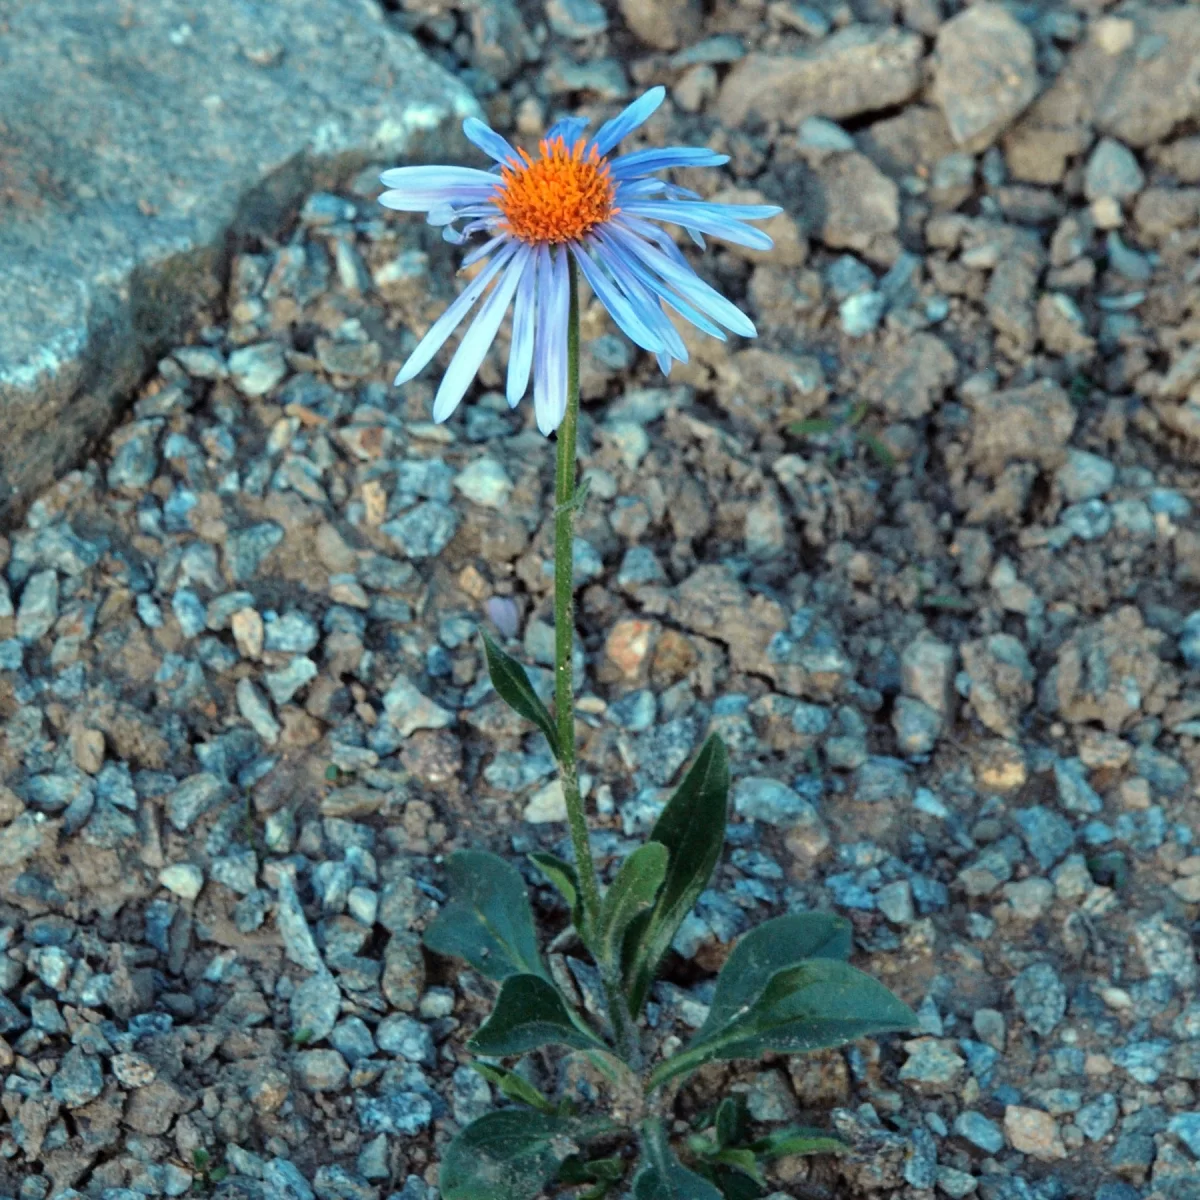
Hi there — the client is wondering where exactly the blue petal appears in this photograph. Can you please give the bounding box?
[507,251,538,407]
[463,118,520,165]
[572,245,665,355]
[609,223,757,338]
[587,238,688,362]
[462,233,508,267]
[621,200,778,250]
[545,116,592,147]
[598,228,726,341]
[592,87,666,156]
[609,146,731,180]
[433,246,531,423]
[394,242,518,385]
[379,165,500,189]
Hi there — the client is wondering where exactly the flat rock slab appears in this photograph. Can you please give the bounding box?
[0,0,477,525]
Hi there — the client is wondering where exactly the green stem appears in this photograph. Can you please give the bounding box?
[554,254,637,1065]
[555,253,601,933]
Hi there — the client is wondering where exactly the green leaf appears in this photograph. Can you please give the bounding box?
[439,1110,582,1200]
[696,913,853,1037]
[559,1157,625,1185]
[624,735,730,1015]
[469,973,606,1056]
[529,851,584,928]
[708,1166,765,1200]
[423,850,546,982]
[598,842,668,970]
[748,1127,845,1159]
[714,1096,747,1151]
[787,417,838,437]
[634,1129,725,1200]
[482,630,560,759]
[706,1149,764,1187]
[470,1062,556,1115]
[649,959,917,1090]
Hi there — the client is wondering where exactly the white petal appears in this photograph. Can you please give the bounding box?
[394,244,518,385]
[432,248,530,422]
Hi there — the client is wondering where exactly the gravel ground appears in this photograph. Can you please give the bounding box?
[3,2,1200,1199]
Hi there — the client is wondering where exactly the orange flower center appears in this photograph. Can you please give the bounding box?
[495,137,617,245]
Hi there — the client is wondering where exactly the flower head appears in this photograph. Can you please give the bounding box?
[379,87,782,435]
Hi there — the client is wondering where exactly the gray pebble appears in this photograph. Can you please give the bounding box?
[1013,962,1067,1036]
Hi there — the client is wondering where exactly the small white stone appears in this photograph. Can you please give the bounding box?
[524,779,567,824]
[159,863,204,901]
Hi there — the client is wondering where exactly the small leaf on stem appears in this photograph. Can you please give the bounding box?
[597,841,667,970]
[481,630,560,759]
[423,850,547,982]
[470,1062,557,1115]
[624,735,730,1015]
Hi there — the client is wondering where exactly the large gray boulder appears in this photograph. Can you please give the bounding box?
[0,0,477,525]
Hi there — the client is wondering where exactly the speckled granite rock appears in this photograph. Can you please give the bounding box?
[0,0,476,525]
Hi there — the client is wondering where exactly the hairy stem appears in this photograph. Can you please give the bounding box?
[555,253,637,1064]
[555,253,601,933]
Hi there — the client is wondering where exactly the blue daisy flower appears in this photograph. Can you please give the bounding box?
[379,87,782,435]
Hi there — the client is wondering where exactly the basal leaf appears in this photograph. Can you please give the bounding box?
[649,959,917,1089]
[470,1061,556,1115]
[633,1145,724,1200]
[423,850,546,982]
[706,1149,764,1187]
[482,630,560,759]
[748,1127,845,1159]
[439,1110,580,1200]
[708,1166,765,1200]
[625,735,730,1015]
[696,912,852,1038]
[529,851,584,929]
[469,973,606,1056]
[598,841,668,970]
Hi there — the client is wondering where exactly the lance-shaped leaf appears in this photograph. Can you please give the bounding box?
[597,841,667,970]
[482,630,560,759]
[439,1110,582,1200]
[470,1062,556,1115]
[469,973,607,1056]
[529,851,584,930]
[624,735,730,1015]
[748,1127,845,1159]
[693,912,852,1036]
[648,958,917,1090]
[423,850,546,982]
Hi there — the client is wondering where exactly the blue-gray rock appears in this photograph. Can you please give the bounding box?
[1056,449,1116,503]
[264,1158,316,1200]
[166,773,228,832]
[904,1126,938,1188]
[1013,962,1067,1036]
[854,756,913,803]
[275,869,323,973]
[355,1090,433,1136]
[1112,1039,1171,1084]
[1077,1093,1118,1142]
[0,0,475,527]
[332,1017,377,1064]
[734,776,821,826]
[229,343,288,397]
[107,421,162,490]
[1059,500,1113,542]
[290,971,341,1043]
[954,1110,1005,1154]
[1168,1112,1200,1158]
[383,502,459,559]
[1084,138,1145,201]
[226,523,285,582]
[51,1046,104,1107]
[1014,805,1075,870]
[451,1063,493,1124]
[1054,757,1103,814]
[16,570,58,641]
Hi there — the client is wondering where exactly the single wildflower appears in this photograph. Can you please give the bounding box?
[379,87,782,434]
